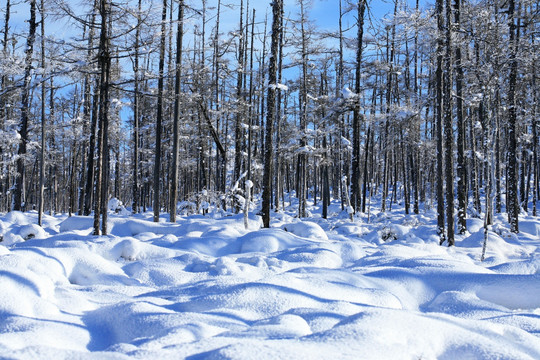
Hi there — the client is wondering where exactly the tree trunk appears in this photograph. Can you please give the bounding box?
[443,0,455,246]
[262,0,282,228]
[13,0,37,212]
[170,0,184,223]
[83,2,99,216]
[351,0,366,212]
[132,0,142,214]
[234,0,245,198]
[38,0,46,226]
[93,0,111,235]
[533,38,538,217]
[455,0,466,234]
[153,0,167,223]
[507,0,519,233]
[435,0,445,241]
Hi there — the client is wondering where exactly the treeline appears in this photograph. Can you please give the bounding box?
[0,0,538,242]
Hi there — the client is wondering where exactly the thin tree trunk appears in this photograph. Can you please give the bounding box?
[14,0,37,212]
[93,0,111,235]
[455,0,466,234]
[443,0,455,246]
[83,2,99,216]
[170,0,184,223]
[435,0,445,241]
[351,0,366,212]
[234,0,245,196]
[507,0,519,233]
[262,0,282,228]
[153,0,167,222]
[38,0,46,226]
[533,37,538,217]
[132,0,142,214]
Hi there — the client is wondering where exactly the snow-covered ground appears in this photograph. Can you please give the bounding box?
[0,200,539,359]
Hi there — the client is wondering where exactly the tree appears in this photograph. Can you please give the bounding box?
[262,0,283,228]
[507,0,519,233]
[83,1,99,216]
[170,0,185,223]
[436,0,446,241]
[93,0,112,235]
[455,0,467,234]
[443,0,455,246]
[132,0,143,214]
[38,0,46,226]
[153,0,167,223]
[351,0,366,212]
[13,0,37,212]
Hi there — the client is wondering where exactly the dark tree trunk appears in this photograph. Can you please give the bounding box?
[507,0,519,233]
[153,0,167,222]
[170,0,184,223]
[234,0,245,195]
[435,0,445,241]
[93,0,111,235]
[262,0,282,228]
[444,0,455,246]
[351,0,366,212]
[455,0,467,234]
[533,42,538,217]
[83,2,99,216]
[13,0,37,212]
[132,0,142,214]
[38,0,46,226]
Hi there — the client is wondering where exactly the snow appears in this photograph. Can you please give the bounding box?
[269,83,288,91]
[0,206,539,359]
[342,87,356,99]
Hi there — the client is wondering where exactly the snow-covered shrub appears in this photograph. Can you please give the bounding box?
[18,224,47,240]
[379,225,398,242]
[378,224,411,242]
[108,198,131,215]
[0,223,47,245]
[1,232,24,245]
[178,201,197,216]
[281,221,328,241]
[4,211,31,225]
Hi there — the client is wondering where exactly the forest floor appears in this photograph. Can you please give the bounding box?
[0,197,539,359]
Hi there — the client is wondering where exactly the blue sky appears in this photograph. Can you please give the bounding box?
[4,0,407,44]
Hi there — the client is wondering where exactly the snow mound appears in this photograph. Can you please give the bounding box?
[108,198,131,215]
[59,216,94,233]
[4,211,32,225]
[281,221,328,241]
[0,207,539,359]
[1,232,25,245]
[0,224,48,245]
[240,229,317,253]
[18,224,47,240]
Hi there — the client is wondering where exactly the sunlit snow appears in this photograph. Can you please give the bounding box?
[0,200,539,359]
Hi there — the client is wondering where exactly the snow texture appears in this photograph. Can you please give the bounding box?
[0,205,539,359]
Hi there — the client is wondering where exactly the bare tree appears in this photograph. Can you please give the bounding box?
[443,0,455,246]
[92,0,112,235]
[170,0,185,223]
[507,0,519,233]
[38,0,46,226]
[262,0,283,228]
[13,0,37,212]
[455,0,467,234]
[351,0,366,212]
[153,0,167,222]
[436,0,446,241]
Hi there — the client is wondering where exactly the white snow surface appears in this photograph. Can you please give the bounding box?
[0,204,539,360]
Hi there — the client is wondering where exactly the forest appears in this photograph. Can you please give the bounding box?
[0,0,538,242]
[1,1,540,358]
